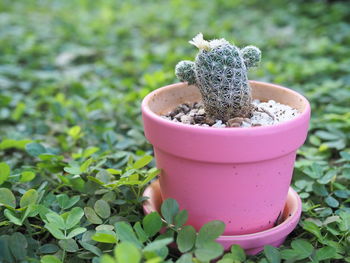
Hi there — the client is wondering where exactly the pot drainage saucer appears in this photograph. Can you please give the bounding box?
[142,179,302,255]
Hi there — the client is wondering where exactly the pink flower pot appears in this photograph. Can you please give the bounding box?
[141,81,310,235]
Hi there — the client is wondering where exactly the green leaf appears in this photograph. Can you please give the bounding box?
[315,246,337,261]
[4,209,22,225]
[66,196,80,209]
[143,237,173,252]
[121,168,138,179]
[174,210,188,228]
[38,154,64,161]
[20,189,38,208]
[57,194,80,210]
[84,207,103,224]
[312,183,328,197]
[0,139,31,150]
[194,241,224,262]
[45,223,66,239]
[96,170,112,184]
[340,151,350,160]
[196,220,225,248]
[91,232,117,243]
[307,163,323,179]
[68,126,81,139]
[9,232,27,260]
[106,168,122,175]
[217,259,234,263]
[65,207,84,229]
[46,212,66,229]
[114,242,141,263]
[41,255,62,263]
[229,244,246,261]
[143,211,163,238]
[21,204,35,221]
[316,130,341,140]
[264,245,281,263]
[94,199,111,219]
[303,221,323,241]
[38,244,59,254]
[334,190,350,199]
[87,175,106,186]
[99,255,115,263]
[133,155,153,169]
[141,167,160,185]
[134,222,149,243]
[20,171,36,182]
[67,227,87,238]
[58,239,79,252]
[11,102,25,120]
[0,188,16,208]
[56,194,69,208]
[325,196,339,208]
[80,158,94,172]
[177,225,196,253]
[71,175,86,192]
[281,249,301,260]
[339,212,350,231]
[79,241,102,256]
[83,147,100,158]
[317,169,337,184]
[115,221,143,248]
[26,142,46,157]
[290,239,313,259]
[176,253,193,263]
[0,162,10,185]
[161,198,179,225]
[96,224,115,231]
[63,166,81,175]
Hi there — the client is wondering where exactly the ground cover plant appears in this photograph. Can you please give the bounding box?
[0,0,349,262]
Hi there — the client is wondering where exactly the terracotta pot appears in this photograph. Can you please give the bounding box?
[141,81,310,235]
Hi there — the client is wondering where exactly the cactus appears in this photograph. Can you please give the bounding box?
[175,60,196,85]
[175,33,261,121]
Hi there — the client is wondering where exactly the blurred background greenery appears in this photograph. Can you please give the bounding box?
[0,0,349,262]
[1,0,349,144]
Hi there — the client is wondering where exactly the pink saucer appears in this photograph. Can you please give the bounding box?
[143,180,302,255]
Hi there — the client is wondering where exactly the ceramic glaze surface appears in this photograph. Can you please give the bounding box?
[142,81,310,235]
[155,148,295,234]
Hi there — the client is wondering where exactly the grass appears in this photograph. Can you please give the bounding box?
[0,0,349,262]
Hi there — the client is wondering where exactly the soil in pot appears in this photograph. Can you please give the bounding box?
[162,99,300,128]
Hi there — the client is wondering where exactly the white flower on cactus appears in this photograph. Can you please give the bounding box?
[209,38,229,49]
[189,33,210,50]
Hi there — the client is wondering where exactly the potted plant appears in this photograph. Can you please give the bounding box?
[141,33,311,235]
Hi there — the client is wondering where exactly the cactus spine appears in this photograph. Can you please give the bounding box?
[175,33,261,121]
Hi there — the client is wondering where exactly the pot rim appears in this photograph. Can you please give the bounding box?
[142,80,311,134]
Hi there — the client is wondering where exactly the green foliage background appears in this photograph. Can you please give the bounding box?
[0,0,349,262]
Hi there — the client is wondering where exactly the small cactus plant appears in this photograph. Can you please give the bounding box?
[175,33,261,121]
